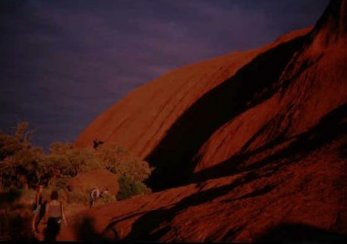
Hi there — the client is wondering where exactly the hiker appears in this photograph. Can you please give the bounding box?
[42,190,67,241]
[89,187,101,208]
[31,184,44,234]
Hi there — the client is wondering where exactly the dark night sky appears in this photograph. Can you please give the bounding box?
[0,0,329,149]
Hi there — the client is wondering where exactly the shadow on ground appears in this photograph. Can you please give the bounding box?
[254,223,347,243]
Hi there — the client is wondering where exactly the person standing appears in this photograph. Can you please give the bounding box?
[89,187,101,208]
[42,190,68,241]
[31,184,44,234]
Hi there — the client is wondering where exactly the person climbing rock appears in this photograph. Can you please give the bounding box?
[42,190,67,241]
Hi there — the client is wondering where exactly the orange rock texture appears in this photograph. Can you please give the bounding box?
[69,0,347,241]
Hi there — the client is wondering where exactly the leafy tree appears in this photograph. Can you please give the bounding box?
[95,144,153,182]
[117,175,151,201]
[45,142,103,178]
[0,122,45,189]
[0,122,31,161]
[1,122,154,200]
[91,143,154,200]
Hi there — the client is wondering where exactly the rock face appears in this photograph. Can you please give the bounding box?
[69,0,347,242]
[193,0,347,178]
[76,28,311,190]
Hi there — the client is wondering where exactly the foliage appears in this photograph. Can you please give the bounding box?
[0,188,34,240]
[0,122,153,201]
[0,187,23,208]
[0,209,32,240]
[45,142,103,178]
[100,193,117,204]
[117,175,151,201]
[68,190,89,205]
[0,121,156,241]
[0,122,45,189]
[51,176,70,191]
[0,121,32,161]
[96,144,153,182]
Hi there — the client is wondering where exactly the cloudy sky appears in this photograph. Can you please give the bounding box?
[0,0,329,148]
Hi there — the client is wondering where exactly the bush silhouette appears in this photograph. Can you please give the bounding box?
[96,144,153,182]
[117,175,151,201]
[1,122,153,203]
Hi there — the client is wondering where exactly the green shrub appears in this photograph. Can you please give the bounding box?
[68,190,89,205]
[0,122,46,189]
[96,144,153,182]
[53,176,70,190]
[100,193,116,204]
[0,208,33,240]
[0,122,31,161]
[46,142,104,178]
[117,175,151,201]
[1,122,154,203]
[0,187,23,208]
[0,187,34,240]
